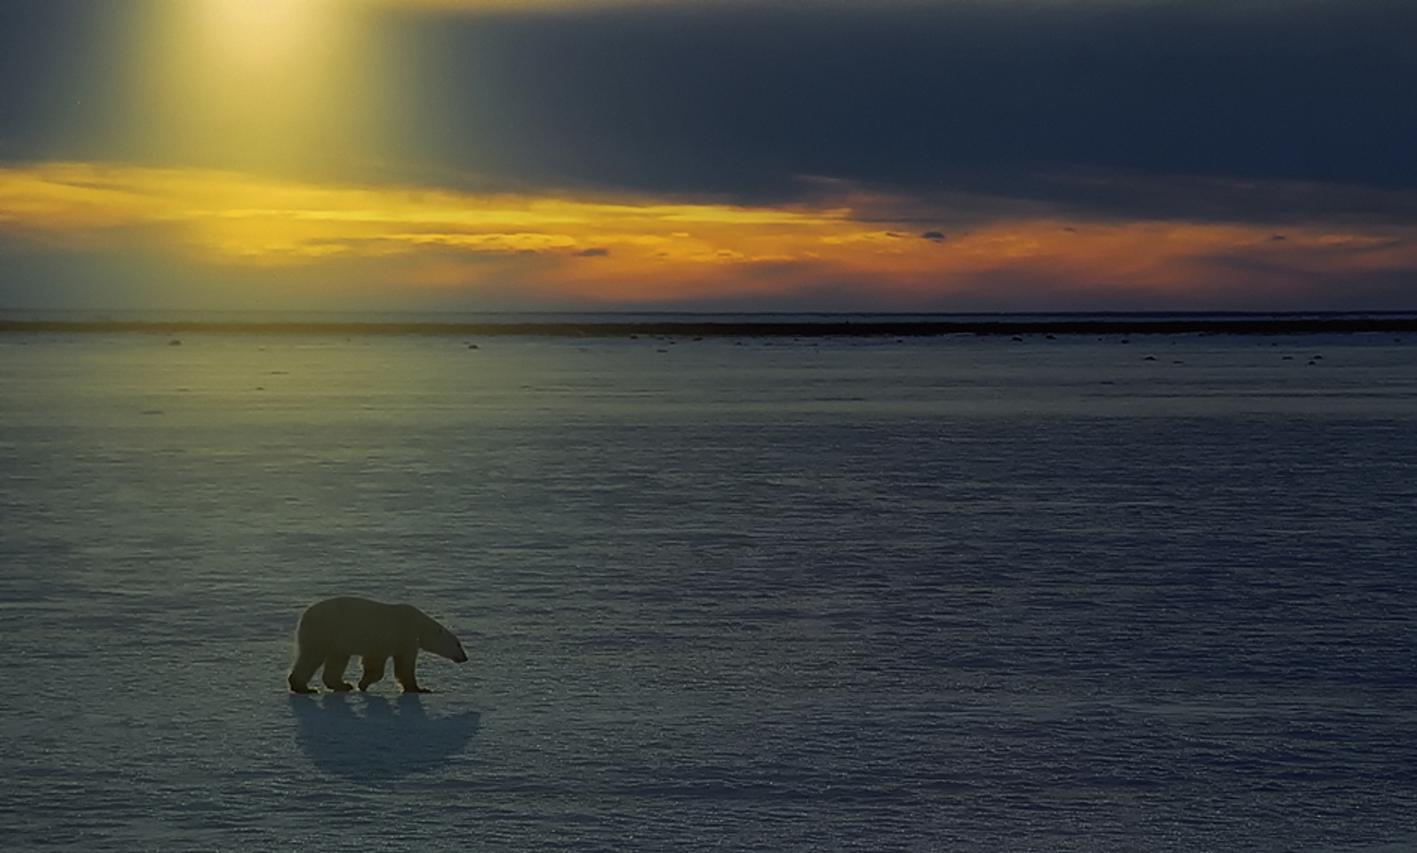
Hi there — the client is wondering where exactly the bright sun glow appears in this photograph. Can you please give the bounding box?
[136,0,368,170]
[193,0,333,71]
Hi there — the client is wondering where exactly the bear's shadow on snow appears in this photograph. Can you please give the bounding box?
[289,693,481,780]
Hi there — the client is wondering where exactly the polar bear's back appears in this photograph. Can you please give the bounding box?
[295,596,422,657]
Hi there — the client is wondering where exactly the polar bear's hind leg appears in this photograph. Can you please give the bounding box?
[288,647,322,694]
[322,654,353,691]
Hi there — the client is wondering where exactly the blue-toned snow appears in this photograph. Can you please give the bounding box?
[2,330,1416,851]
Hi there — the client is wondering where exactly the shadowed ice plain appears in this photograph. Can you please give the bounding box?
[2,328,1415,850]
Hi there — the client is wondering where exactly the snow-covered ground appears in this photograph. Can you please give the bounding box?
[2,330,1415,850]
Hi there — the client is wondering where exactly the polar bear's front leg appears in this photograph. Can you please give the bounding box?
[358,655,387,692]
[322,654,354,691]
[394,650,431,693]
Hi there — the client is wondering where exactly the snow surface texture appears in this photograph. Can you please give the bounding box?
[2,331,1415,851]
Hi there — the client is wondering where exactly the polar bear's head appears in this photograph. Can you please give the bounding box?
[419,616,469,663]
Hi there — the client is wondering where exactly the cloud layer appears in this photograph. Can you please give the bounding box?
[4,162,1414,310]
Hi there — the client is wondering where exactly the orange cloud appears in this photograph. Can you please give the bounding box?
[2,161,1414,306]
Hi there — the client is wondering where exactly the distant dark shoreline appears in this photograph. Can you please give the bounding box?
[2,317,1416,338]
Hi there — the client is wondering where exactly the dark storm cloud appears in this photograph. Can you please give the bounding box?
[2,0,1416,224]
[375,0,1417,219]
[0,2,137,159]
[921,232,946,243]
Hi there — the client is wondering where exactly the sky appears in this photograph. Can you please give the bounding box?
[1,0,1415,312]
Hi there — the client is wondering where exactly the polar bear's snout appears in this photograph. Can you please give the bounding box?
[430,624,469,663]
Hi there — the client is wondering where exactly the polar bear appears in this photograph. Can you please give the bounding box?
[288,596,468,694]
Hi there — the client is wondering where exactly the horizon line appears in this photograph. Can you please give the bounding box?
[4,316,1417,338]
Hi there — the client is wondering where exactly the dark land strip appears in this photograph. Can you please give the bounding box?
[2,317,1416,338]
